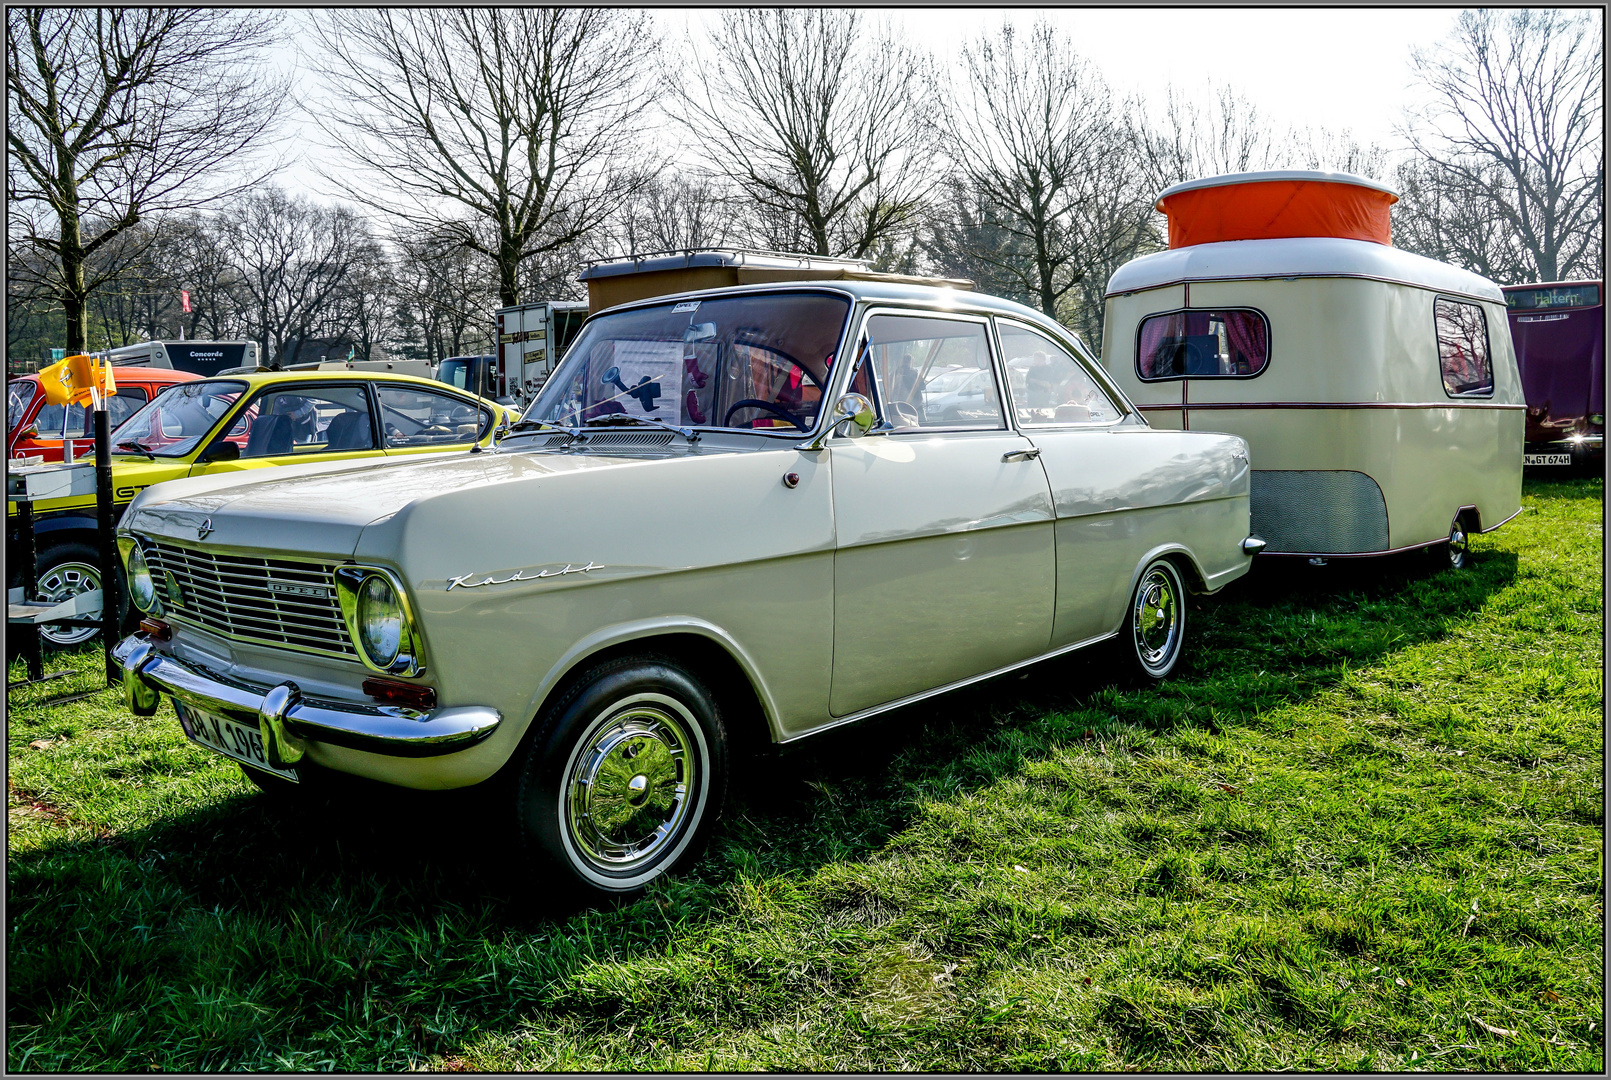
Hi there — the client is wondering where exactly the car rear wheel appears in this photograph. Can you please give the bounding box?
[1445,517,1470,570]
[513,655,728,903]
[1121,558,1187,682]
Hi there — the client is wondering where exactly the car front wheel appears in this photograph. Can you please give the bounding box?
[514,655,728,903]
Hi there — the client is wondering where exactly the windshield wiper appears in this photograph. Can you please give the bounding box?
[506,417,584,439]
[115,440,155,459]
[581,413,700,442]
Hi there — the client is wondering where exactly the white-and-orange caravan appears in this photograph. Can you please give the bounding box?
[1102,170,1524,566]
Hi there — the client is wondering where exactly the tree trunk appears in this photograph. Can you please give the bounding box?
[497,238,521,307]
[60,212,89,353]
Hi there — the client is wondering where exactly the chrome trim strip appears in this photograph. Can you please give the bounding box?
[1105,270,1505,307]
[1133,401,1527,411]
[1480,505,1525,534]
[778,629,1121,745]
[113,635,498,758]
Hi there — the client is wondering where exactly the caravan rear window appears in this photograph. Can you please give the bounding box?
[1137,309,1268,380]
[1434,298,1493,397]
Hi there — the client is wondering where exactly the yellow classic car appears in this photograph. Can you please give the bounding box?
[10,370,517,647]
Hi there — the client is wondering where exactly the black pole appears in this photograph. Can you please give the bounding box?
[16,500,42,682]
[93,407,117,684]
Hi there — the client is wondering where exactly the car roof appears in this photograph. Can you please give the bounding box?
[161,369,511,410]
[594,279,1094,355]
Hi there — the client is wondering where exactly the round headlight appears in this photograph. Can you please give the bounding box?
[357,574,404,668]
[127,544,156,613]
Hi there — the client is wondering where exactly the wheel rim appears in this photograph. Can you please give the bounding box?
[1132,564,1181,675]
[1448,521,1468,567]
[563,694,701,877]
[37,560,100,647]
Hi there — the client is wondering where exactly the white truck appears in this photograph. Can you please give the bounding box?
[493,301,590,404]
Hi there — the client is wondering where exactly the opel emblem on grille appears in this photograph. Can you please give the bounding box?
[196,517,214,540]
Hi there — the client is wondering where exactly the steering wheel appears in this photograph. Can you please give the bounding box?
[723,399,809,432]
[890,400,921,427]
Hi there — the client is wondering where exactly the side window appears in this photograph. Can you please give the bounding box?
[862,314,1003,431]
[376,385,489,447]
[1137,309,1269,380]
[999,322,1121,425]
[1434,298,1493,397]
[242,385,373,458]
[108,387,147,428]
[33,402,91,439]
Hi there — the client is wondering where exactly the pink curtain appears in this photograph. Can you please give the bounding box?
[1222,312,1267,375]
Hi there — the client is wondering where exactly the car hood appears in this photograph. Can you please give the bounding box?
[119,446,701,559]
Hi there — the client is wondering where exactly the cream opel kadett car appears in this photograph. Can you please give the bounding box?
[113,281,1259,901]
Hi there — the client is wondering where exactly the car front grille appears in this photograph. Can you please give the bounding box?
[143,540,356,659]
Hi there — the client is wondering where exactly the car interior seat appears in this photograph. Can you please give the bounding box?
[323,410,372,450]
[244,413,292,457]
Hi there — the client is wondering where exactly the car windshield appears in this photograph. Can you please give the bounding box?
[111,379,247,457]
[521,292,851,434]
[8,378,36,432]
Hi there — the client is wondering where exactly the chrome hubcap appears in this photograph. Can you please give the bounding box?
[1133,566,1180,672]
[37,561,100,647]
[565,700,698,874]
[1449,522,1468,565]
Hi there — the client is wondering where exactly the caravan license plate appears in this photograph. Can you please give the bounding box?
[1524,453,1573,466]
[176,702,298,782]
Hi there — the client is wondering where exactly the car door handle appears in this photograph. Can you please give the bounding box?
[1001,447,1041,462]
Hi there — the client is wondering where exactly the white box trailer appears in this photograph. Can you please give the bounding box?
[494,301,590,403]
[102,340,259,377]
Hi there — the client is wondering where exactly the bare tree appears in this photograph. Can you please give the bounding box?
[1402,9,1602,282]
[6,7,286,351]
[938,21,1145,322]
[671,9,930,261]
[1129,84,1284,201]
[392,227,497,364]
[619,176,736,254]
[219,187,368,366]
[309,8,661,308]
[1392,156,1531,283]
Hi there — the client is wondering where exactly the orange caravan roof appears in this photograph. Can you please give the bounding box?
[1155,171,1399,249]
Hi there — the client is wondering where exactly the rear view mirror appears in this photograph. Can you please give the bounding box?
[17,425,37,440]
[830,393,875,438]
[683,322,717,343]
[197,441,240,463]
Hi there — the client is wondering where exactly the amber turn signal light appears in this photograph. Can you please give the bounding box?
[139,617,172,641]
[362,677,436,710]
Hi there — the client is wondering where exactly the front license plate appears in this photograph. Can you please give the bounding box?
[1524,453,1574,466]
[176,702,298,782]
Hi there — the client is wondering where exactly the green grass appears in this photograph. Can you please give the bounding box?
[7,476,1603,1071]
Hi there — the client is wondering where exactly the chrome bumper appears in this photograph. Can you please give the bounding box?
[113,635,501,764]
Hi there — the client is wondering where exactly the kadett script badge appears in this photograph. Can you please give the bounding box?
[447,562,603,591]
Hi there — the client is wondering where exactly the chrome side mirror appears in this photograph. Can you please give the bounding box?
[796,392,875,451]
[831,393,875,438]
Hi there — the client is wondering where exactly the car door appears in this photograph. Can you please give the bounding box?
[372,383,496,456]
[828,309,1056,717]
[997,318,1162,647]
[189,382,383,476]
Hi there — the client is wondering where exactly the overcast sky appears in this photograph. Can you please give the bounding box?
[272,6,1466,205]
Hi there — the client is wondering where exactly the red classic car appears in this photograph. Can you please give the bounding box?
[7,366,200,464]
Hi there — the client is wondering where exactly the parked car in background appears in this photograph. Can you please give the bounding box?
[1501,281,1604,468]
[114,270,1258,903]
[8,366,200,464]
[1103,171,1524,568]
[9,370,517,648]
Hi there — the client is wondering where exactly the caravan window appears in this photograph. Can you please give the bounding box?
[1137,309,1268,380]
[1434,298,1493,397]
